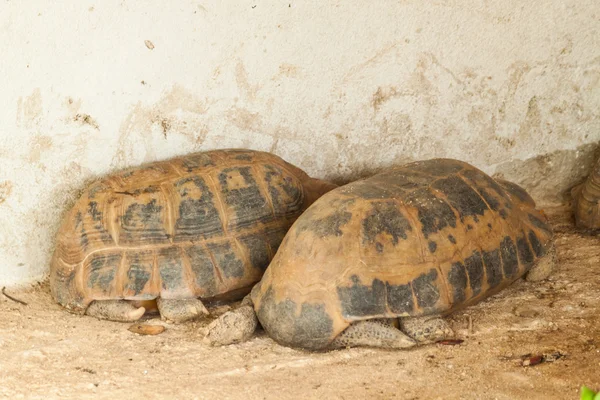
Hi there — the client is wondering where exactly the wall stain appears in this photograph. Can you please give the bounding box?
[235,61,260,100]
[274,63,301,79]
[28,135,53,164]
[517,96,541,138]
[227,106,263,132]
[111,85,209,169]
[16,88,43,128]
[73,114,100,130]
[0,181,13,205]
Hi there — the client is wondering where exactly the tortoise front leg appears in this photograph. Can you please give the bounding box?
[156,298,209,323]
[204,295,258,346]
[330,319,417,349]
[86,300,146,322]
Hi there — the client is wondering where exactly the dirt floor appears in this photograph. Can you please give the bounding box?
[1,206,599,399]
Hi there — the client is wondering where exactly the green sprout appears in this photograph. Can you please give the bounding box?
[581,386,600,400]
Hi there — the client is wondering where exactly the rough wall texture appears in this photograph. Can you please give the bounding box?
[1,1,599,285]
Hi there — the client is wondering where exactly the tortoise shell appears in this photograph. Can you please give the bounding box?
[50,149,333,313]
[251,158,553,350]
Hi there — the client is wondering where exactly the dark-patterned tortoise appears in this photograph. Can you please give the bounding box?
[206,158,554,350]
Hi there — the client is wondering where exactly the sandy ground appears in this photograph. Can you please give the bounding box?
[0,206,599,400]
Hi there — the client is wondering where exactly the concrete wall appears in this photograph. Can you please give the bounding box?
[1,1,599,286]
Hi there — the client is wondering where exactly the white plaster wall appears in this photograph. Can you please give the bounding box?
[1,1,599,286]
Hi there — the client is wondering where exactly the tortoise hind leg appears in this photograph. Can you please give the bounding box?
[156,298,209,323]
[330,319,416,349]
[86,300,146,322]
[525,245,556,282]
[399,316,454,344]
[204,295,258,346]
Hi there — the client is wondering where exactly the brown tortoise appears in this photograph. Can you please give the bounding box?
[206,158,555,350]
[50,149,336,323]
[574,157,600,229]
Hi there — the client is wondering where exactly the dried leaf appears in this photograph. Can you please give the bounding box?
[522,355,543,366]
[128,323,165,336]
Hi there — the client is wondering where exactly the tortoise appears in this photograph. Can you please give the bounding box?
[205,158,555,350]
[574,157,600,229]
[50,149,336,323]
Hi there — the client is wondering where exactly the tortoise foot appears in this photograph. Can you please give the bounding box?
[156,298,209,323]
[86,300,146,322]
[399,316,453,344]
[204,296,257,346]
[525,245,556,282]
[330,319,416,349]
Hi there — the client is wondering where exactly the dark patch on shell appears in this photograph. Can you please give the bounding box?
[82,203,113,245]
[75,212,89,249]
[386,282,414,314]
[207,242,245,278]
[174,176,224,241]
[464,251,484,296]
[448,262,467,303]
[447,234,456,244]
[296,209,353,237]
[461,168,510,207]
[406,188,457,239]
[500,236,519,278]
[516,232,534,268]
[482,249,503,289]
[263,164,304,216]
[121,199,168,245]
[234,154,253,161]
[157,247,184,291]
[185,245,218,296]
[337,275,386,317]
[528,230,545,257]
[428,241,437,253]
[238,234,272,271]
[88,202,102,222]
[361,201,412,248]
[432,175,489,221]
[411,268,440,310]
[87,253,121,291]
[125,251,153,295]
[254,286,334,351]
[219,166,273,229]
[181,153,215,172]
